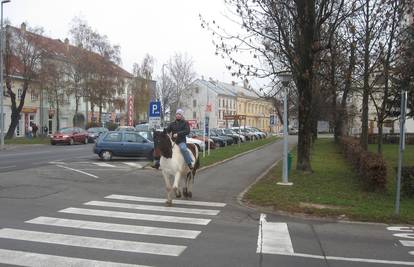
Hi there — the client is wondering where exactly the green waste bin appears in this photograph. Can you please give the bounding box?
[288,153,292,174]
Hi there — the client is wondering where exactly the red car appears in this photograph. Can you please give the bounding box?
[50,127,89,145]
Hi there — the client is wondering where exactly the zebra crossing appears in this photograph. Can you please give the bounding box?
[0,194,226,266]
[387,226,414,256]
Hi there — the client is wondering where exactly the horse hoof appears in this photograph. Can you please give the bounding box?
[183,188,188,198]
[188,191,192,198]
[165,200,172,206]
[173,187,181,198]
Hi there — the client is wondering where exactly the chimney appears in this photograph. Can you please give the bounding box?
[20,22,26,33]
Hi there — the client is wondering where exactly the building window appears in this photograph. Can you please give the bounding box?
[195,87,199,94]
[193,99,197,107]
[193,111,196,119]
[17,88,23,99]
[31,91,38,101]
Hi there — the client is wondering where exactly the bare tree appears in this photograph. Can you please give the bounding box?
[201,0,349,172]
[168,53,196,121]
[4,24,44,138]
[131,54,155,122]
[155,64,175,123]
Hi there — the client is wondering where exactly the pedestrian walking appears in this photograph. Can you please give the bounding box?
[27,123,33,139]
[32,123,38,138]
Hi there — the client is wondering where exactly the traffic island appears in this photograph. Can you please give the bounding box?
[243,139,414,223]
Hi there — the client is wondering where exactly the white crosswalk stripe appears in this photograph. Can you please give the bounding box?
[85,200,221,215]
[256,214,294,255]
[0,248,150,267]
[106,194,227,207]
[59,207,211,225]
[26,216,201,239]
[0,228,187,256]
[387,226,414,257]
[0,194,226,266]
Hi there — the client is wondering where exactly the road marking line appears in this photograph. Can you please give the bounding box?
[27,216,201,239]
[0,228,186,256]
[59,207,211,225]
[93,162,116,168]
[267,251,414,266]
[105,194,227,207]
[257,214,293,254]
[122,162,142,168]
[0,248,150,267]
[85,201,220,216]
[394,233,414,239]
[56,165,98,179]
[387,226,414,232]
[49,161,65,164]
[0,165,16,169]
[400,240,414,247]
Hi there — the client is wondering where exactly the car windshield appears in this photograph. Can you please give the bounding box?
[58,128,73,134]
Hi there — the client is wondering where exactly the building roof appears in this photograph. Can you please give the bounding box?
[6,24,132,79]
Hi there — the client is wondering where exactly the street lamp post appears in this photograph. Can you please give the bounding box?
[277,71,293,186]
[0,0,10,150]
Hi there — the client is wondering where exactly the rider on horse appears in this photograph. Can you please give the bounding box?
[152,109,193,170]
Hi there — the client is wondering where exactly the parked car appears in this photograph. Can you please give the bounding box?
[87,127,109,142]
[50,127,89,145]
[289,127,299,135]
[210,129,234,146]
[190,130,216,149]
[215,128,243,144]
[231,127,256,141]
[250,127,267,138]
[187,136,206,152]
[94,131,154,161]
[115,126,136,131]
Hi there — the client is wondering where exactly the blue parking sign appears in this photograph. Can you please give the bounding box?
[149,101,161,117]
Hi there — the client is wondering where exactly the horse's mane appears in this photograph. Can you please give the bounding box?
[154,131,173,158]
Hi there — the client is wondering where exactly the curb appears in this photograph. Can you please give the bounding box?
[197,138,280,172]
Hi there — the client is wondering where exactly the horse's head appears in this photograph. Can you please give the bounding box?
[153,129,173,158]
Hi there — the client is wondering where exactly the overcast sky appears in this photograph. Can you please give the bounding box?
[6,0,241,83]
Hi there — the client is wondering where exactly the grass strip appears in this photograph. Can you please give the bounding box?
[245,139,414,223]
[5,137,50,145]
[200,136,278,167]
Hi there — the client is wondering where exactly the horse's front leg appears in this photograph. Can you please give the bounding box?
[162,171,173,206]
[172,172,182,198]
[186,172,193,198]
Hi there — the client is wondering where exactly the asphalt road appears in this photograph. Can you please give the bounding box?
[0,138,413,266]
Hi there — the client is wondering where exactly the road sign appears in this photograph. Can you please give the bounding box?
[149,117,161,129]
[149,101,161,117]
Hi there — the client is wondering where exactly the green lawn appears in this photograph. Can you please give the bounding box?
[200,136,278,167]
[5,137,50,145]
[245,139,414,223]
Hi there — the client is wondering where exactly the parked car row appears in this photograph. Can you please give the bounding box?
[189,127,268,148]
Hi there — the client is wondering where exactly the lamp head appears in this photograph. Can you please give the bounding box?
[1,0,10,4]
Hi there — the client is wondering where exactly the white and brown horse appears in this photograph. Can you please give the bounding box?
[153,130,200,206]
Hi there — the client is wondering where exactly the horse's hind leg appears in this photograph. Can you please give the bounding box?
[162,172,173,206]
[187,172,193,198]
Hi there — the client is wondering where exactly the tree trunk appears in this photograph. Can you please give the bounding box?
[360,0,371,151]
[56,99,60,131]
[295,0,315,172]
[5,81,28,139]
[377,120,383,153]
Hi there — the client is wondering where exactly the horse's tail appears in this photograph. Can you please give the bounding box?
[192,152,200,178]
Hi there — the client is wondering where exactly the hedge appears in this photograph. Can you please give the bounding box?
[340,137,387,191]
[402,167,414,198]
[368,133,414,145]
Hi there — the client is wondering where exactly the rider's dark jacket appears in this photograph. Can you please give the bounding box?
[166,119,190,144]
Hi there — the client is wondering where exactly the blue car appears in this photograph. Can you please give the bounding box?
[93,131,154,161]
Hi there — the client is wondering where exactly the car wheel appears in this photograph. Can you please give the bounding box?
[51,141,56,145]
[100,150,112,161]
[69,138,74,145]
[84,137,88,144]
[215,142,220,148]
[147,150,154,161]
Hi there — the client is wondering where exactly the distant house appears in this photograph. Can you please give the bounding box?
[2,23,133,137]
